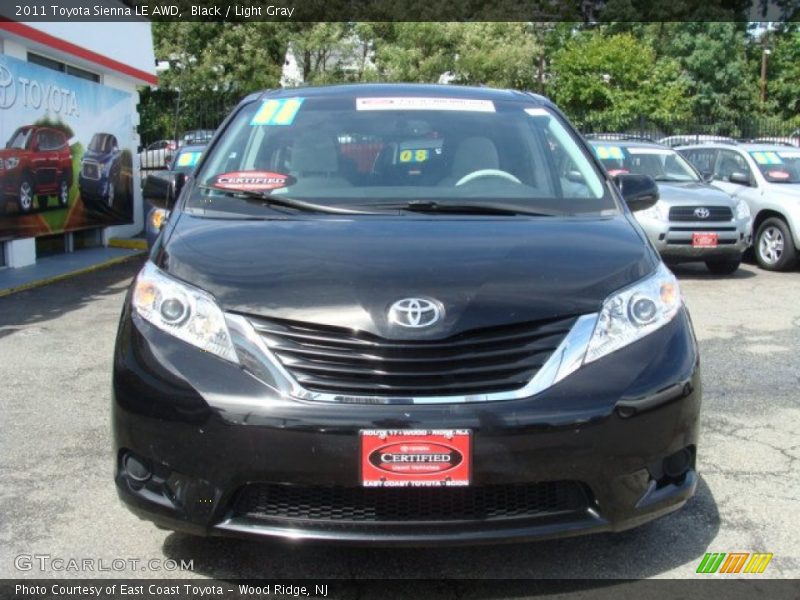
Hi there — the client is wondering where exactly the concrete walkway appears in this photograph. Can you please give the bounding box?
[0,246,145,297]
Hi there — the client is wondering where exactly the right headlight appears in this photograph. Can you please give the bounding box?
[636,200,668,222]
[584,263,682,364]
[132,261,238,363]
[5,158,20,170]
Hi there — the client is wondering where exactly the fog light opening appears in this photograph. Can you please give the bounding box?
[122,452,152,483]
[663,448,692,480]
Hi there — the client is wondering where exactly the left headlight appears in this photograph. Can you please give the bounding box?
[735,198,751,220]
[584,262,682,364]
[132,261,239,363]
[636,200,668,222]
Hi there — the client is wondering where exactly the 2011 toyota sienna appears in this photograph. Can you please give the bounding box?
[113,84,701,545]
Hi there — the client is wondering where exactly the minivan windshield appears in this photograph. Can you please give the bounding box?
[88,134,116,153]
[191,95,614,216]
[591,143,700,183]
[749,150,800,184]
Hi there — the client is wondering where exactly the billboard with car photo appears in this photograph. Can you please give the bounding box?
[0,53,134,240]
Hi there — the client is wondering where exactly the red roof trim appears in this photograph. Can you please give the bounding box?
[0,20,158,85]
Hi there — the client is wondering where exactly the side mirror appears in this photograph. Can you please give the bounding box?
[729,171,751,186]
[142,170,185,209]
[613,173,659,212]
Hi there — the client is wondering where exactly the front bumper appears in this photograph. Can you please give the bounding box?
[78,173,110,200]
[638,216,751,261]
[112,303,701,545]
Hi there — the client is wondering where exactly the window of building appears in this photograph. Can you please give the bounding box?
[27,52,100,83]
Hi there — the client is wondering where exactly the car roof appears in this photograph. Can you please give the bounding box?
[676,142,796,152]
[247,83,548,106]
[588,139,671,151]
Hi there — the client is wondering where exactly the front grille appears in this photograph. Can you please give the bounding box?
[232,481,590,523]
[669,206,733,221]
[248,315,576,396]
[81,161,100,180]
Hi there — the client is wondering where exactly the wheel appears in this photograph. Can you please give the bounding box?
[58,176,69,207]
[705,257,741,275]
[18,176,34,213]
[755,217,797,271]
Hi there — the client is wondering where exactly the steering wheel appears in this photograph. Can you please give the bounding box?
[455,169,522,187]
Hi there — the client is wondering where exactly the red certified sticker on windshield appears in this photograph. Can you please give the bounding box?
[212,171,295,192]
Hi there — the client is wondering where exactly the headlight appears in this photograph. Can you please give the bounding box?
[636,201,668,221]
[5,158,20,170]
[148,208,169,232]
[735,199,751,220]
[132,261,239,363]
[585,263,682,363]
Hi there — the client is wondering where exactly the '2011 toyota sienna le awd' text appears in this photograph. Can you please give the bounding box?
[113,84,701,545]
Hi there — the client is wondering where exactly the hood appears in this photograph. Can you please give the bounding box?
[656,181,735,206]
[0,148,22,160]
[159,214,656,339]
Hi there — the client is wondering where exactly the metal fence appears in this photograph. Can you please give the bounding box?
[135,89,800,173]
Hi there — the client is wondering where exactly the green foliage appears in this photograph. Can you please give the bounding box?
[547,31,691,129]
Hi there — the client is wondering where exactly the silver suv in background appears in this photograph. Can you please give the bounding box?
[589,139,752,275]
[679,143,800,271]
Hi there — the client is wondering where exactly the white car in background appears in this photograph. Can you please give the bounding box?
[679,143,800,271]
[659,135,735,148]
[138,139,177,170]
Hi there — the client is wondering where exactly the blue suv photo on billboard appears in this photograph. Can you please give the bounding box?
[78,132,122,212]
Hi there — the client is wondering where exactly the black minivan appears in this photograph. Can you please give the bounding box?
[114,84,700,544]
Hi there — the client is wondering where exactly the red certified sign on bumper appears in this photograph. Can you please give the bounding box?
[360,429,471,487]
[692,232,719,247]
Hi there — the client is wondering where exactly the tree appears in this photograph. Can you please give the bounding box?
[547,31,691,129]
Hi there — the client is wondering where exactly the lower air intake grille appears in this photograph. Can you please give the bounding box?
[232,481,590,523]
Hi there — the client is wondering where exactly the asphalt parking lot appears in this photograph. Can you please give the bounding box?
[1,257,798,580]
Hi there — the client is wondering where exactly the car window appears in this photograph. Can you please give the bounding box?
[749,149,800,183]
[715,150,752,184]
[36,130,50,151]
[7,128,31,150]
[192,96,612,217]
[680,149,717,176]
[591,144,700,182]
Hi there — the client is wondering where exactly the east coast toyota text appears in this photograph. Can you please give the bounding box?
[113,84,701,545]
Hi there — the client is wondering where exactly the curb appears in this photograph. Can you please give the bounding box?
[109,237,148,250]
[0,252,145,298]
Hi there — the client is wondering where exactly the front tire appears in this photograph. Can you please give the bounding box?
[755,217,797,271]
[18,176,34,213]
[705,257,741,275]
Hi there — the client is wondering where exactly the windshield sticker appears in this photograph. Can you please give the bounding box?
[399,149,430,163]
[212,171,296,192]
[356,97,495,112]
[626,147,673,155]
[751,151,783,165]
[251,98,304,126]
[766,170,791,180]
[594,146,625,160]
[176,151,202,167]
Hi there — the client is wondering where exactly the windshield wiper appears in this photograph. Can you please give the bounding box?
[390,200,560,217]
[197,184,387,215]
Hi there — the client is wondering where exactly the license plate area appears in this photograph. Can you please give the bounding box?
[692,232,719,247]
[360,429,471,488]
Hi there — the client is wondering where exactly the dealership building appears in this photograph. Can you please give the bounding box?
[0,20,156,269]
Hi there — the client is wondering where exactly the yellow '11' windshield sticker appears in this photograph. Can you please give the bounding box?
[251,98,304,126]
[750,151,783,165]
[594,146,625,160]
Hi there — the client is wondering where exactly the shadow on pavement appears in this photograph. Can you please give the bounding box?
[668,262,757,280]
[0,256,145,338]
[161,477,719,582]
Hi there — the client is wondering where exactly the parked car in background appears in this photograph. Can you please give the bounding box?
[145,144,205,249]
[0,125,72,213]
[79,132,121,211]
[590,139,751,274]
[679,142,800,271]
[658,135,735,148]
[179,129,214,147]
[138,139,176,170]
[120,84,702,545]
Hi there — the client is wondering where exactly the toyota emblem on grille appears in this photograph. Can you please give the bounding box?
[389,298,443,328]
[694,207,711,219]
